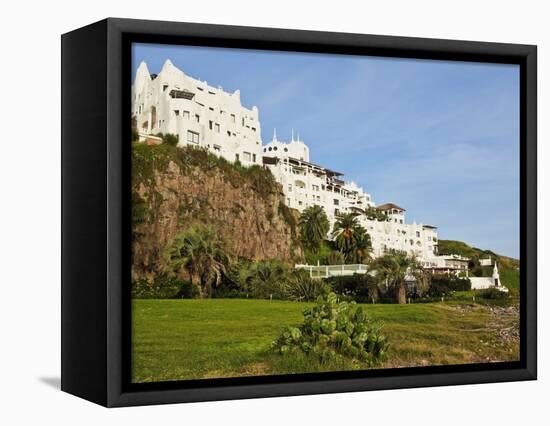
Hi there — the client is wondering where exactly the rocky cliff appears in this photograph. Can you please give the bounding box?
[131,143,302,281]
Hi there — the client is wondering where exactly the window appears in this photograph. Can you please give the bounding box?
[195,114,200,123]
[227,131,231,137]
[242,117,245,126]
[251,127,256,132]
[400,219,403,224]
[333,199,339,206]
[268,147,272,151]
[215,123,220,133]
[416,231,421,238]
[163,84,168,92]
[273,146,278,151]
[231,113,236,123]
[186,130,199,144]
[209,120,213,130]
[235,153,239,162]
[174,110,180,116]
[208,91,216,95]
[197,86,204,91]
[213,145,221,152]
[209,107,214,111]
[288,184,292,192]
[183,111,190,119]
[427,236,432,241]
[284,147,288,152]
[252,153,256,163]
[243,152,251,161]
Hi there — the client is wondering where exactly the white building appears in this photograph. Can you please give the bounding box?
[470,262,508,292]
[132,60,263,165]
[263,133,374,221]
[263,135,440,261]
[362,205,439,260]
[132,60,466,266]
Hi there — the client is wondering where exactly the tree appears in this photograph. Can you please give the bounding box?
[299,205,330,253]
[165,225,228,298]
[364,206,389,222]
[370,251,424,304]
[237,260,289,299]
[331,213,372,263]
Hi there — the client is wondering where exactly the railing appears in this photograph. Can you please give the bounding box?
[295,264,369,279]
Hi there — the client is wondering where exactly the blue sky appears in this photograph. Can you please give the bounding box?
[132,43,520,258]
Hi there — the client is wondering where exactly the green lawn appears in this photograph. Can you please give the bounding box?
[132,299,519,383]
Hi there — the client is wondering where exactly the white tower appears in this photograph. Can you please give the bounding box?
[492,262,500,287]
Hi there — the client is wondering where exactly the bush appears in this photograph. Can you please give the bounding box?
[325,250,345,265]
[162,133,179,146]
[235,259,289,299]
[326,274,379,303]
[154,132,179,146]
[131,275,194,299]
[271,293,388,366]
[477,287,509,300]
[282,270,331,302]
[426,276,471,298]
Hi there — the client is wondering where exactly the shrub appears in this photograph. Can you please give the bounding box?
[282,270,331,302]
[326,274,379,303]
[426,275,471,297]
[162,133,179,146]
[236,259,289,299]
[325,250,345,265]
[271,293,388,366]
[132,192,150,226]
[477,287,509,300]
[131,275,194,299]
[131,128,139,142]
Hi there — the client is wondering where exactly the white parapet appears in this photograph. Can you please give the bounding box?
[295,264,369,279]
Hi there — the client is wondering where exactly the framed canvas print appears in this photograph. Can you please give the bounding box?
[61,18,537,407]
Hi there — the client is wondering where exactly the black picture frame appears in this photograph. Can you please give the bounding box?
[61,17,537,407]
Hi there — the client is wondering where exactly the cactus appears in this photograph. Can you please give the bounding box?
[271,292,388,366]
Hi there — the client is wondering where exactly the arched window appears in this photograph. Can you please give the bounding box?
[151,106,157,129]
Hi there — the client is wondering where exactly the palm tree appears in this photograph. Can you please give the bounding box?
[331,213,372,263]
[370,251,423,304]
[237,260,288,299]
[165,225,228,298]
[299,205,330,253]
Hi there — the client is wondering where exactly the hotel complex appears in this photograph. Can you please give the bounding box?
[133,59,263,165]
[132,59,500,286]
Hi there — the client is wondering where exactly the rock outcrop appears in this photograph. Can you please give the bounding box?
[131,144,302,281]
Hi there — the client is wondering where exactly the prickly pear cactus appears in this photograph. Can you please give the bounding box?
[271,292,388,366]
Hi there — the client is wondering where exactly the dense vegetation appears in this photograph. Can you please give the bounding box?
[132,141,280,200]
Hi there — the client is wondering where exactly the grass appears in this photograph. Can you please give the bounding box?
[131,298,519,383]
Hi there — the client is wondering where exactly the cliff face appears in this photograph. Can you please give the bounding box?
[131,144,302,281]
